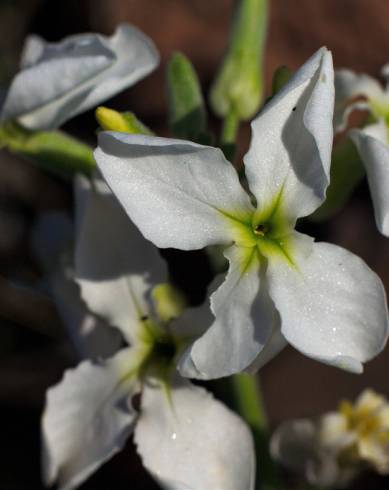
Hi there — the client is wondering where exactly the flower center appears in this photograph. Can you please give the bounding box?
[253,222,270,237]
[137,315,179,380]
[151,337,177,364]
[340,399,386,441]
[136,282,188,380]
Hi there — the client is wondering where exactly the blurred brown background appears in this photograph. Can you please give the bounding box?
[1,0,389,489]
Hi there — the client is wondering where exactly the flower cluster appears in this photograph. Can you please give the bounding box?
[40,177,255,490]
[272,389,389,489]
[2,7,389,490]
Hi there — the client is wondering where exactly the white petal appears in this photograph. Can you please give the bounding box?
[71,24,159,123]
[52,260,123,360]
[74,175,167,343]
[271,419,317,472]
[244,47,334,223]
[318,413,352,449]
[170,277,219,377]
[20,34,45,68]
[2,24,158,129]
[381,64,389,81]
[350,122,389,236]
[358,437,389,474]
[135,377,255,490]
[267,239,389,372]
[178,245,274,379]
[170,292,215,342]
[31,210,121,359]
[95,132,254,250]
[245,317,287,373]
[42,348,140,490]
[3,35,113,121]
[3,34,114,127]
[334,69,384,132]
[271,420,343,488]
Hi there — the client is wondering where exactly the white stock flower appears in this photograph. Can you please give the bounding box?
[334,67,389,133]
[335,67,389,236]
[41,177,255,490]
[335,389,389,474]
[271,418,357,489]
[271,389,389,488]
[271,417,357,489]
[1,23,158,130]
[94,47,389,380]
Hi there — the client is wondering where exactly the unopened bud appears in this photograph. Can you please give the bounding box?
[151,283,186,323]
[210,0,268,120]
[166,52,209,141]
[95,107,152,135]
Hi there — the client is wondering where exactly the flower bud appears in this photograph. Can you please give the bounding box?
[95,107,152,135]
[166,52,209,141]
[151,284,186,323]
[210,0,268,120]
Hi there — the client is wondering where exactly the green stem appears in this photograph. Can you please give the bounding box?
[0,121,95,179]
[221,108,240,161]
[230,373,283,490]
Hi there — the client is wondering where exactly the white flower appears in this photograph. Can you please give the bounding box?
[94,47,389,380]
[271,389,389,488]
[1,24,158,130]
[334,67,389,133]
[335,67,389,236]
[336,389,389,474]
[271,418,357,489]
[41,177,255,490]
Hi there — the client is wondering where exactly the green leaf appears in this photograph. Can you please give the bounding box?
[166,52,210,142]
[0,121,95,178]
[311,137,365,221]
[210,0,268,120]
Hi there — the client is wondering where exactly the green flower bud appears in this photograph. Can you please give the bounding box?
[166,52,209,142]
[151,283,186,324]
[95,107,153,135]
[210,0,268,120]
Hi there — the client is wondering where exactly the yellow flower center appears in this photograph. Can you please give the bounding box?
[339,391,389,447]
